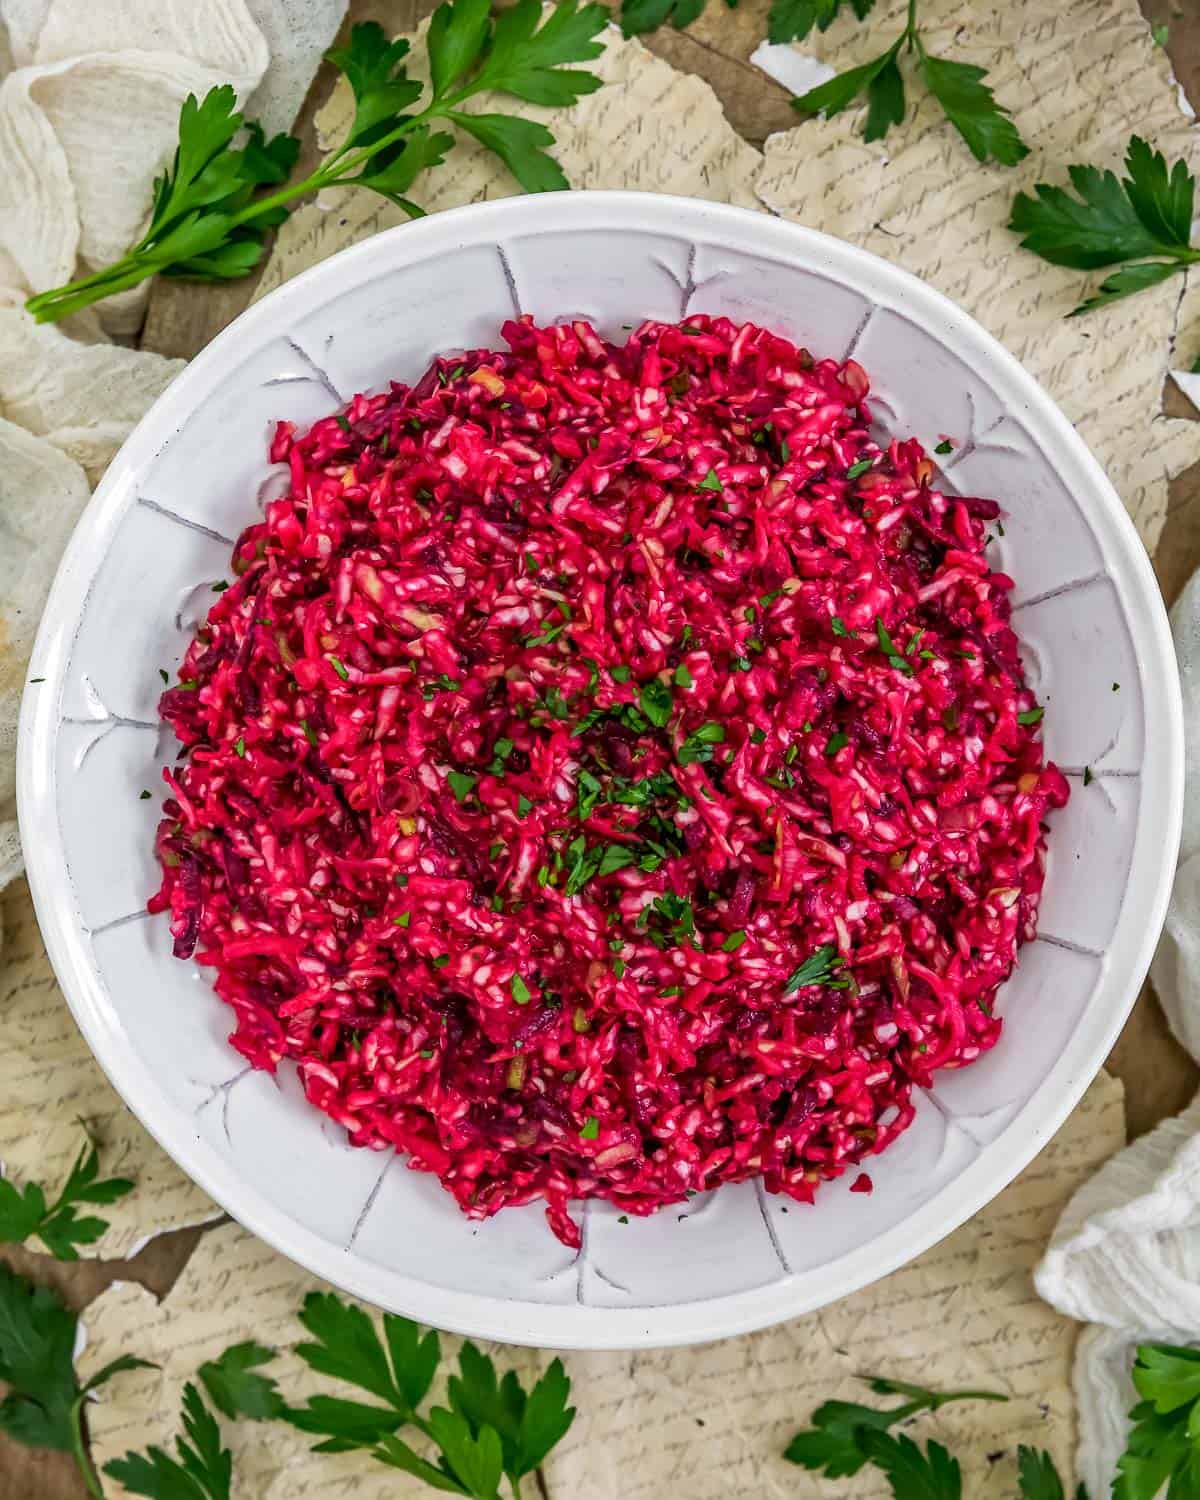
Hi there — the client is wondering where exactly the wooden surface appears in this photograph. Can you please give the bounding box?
[6,1,1200,1492]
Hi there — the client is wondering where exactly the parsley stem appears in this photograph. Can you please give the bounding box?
[68,1393,107,1500]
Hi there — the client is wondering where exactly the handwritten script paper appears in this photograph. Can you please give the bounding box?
[84,1072,1124,1497]
[0,882,216,1256]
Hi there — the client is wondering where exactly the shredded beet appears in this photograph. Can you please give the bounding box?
[149,315,1067,1248]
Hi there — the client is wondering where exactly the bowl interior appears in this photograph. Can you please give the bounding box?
[18,194,1180,1349]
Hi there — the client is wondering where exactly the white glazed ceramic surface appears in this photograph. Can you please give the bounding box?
[18,194,1183,1349]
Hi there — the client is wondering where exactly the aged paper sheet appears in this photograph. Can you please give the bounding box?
[84,1073,1124,1497]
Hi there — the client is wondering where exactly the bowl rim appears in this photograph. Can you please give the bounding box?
[17,189,1184,1349]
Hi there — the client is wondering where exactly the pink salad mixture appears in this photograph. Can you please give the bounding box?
[150,314,1068,1248]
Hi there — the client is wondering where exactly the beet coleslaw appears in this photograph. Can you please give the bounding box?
[150,314,1067,1248]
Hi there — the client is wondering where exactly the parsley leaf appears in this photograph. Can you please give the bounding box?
[784,1375,1006,1480]
[768,0,876,45]
[198,1342,286,1423]
[1114,1343,1200,1500]
[447,770,478,803]
[0,1261,151,1496]
[678,721,725,766]
[620,0,707,36]
[917,51,1027,166]
[26,1,607,324]
[1009,136,1200,315]
[639,678,674,727]
[875,619,914,677]
[857,1429,962,1498]
[790,4,1027,165]
[0,1132,135,1261]
[105,1384,235,1500]
[783,943,847,993]
[1016,1445,1073,1499]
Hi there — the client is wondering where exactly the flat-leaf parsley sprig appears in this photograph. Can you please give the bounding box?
[1009,135,1200,315]
[25,0,607,325]
[788,0,1028,166]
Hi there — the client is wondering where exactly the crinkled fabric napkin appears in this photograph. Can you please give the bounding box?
[0,0,345,952]
[1035,570,1200,1493]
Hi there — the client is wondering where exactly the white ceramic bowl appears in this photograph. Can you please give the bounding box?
[18,193,1183,1349]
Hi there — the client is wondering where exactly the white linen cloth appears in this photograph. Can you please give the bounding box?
[0,0,345,948]
[1035,570,1200,1494]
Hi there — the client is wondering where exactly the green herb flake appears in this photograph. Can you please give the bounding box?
[674,662,694,688]
[518,794,534,817]
[934,439,954,455]
[639,678,674,727]
[329,655,349,680]
[334,413,351,434]
[783,943,846,995]
[431,954,450,970]
[826,731,849,757]
[1017,706,1044,725]
[447,770,478,803]
[234,737,246,758]
[139,789,152,800]
[1083,766,1094,786]
[394,912,411,928]
[831,616,852,638]
[611,664,632,683]
[750,727,767,744]
[722,930,748,953]
[510,973,533,1005]
[845,457,873,479]
[580,1115,600,1141]
[697,468,723,492]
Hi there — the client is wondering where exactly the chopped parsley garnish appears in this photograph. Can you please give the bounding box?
[722,930,748,953]
[139,789,151,800]
[301,719,319,748]
[211,579,229,592]
[935,439,954,454]
[845,457,873,479]
[421,673,460,700]
[678,721,725,765]
[517,794,533,817]
[580,1116,600,1141]
[1017,706,1044,725]
[697,468,723,492]
[783,944,847,994]
[750,727,767,744]
[393,912,411,928]
[234,737,246,757]
[875,618,914,675]
[335,413,351,434]
[1083,766,1094,786]
[831,616,852,638]
[639,678,674,727]
[563,838,636,896]
[510,973,532,1005]
[447,770,478,802]
[826,731,849,756]
[674,662,694,688]
[328,656,349,680]
[611,664,632,683]
[431,954,450,969]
